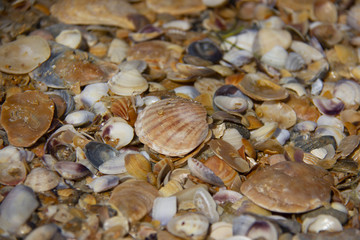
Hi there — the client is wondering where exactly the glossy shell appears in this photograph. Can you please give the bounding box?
[0,91,55,147]
[135,98,209,156]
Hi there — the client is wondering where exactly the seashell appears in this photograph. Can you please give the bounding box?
[0,90,54,147]
[99,117,134,149]
[202,0,227,7]
[109,180,159,223]
[88,175,120,193]
[210,222,233,240]
[130,24,163,43]
[98,152,129,175]
[311,78,323,95]
[213,189,244,205]
[273,128,290,145]
[252,28,292,56]
[314,0,337,23]
[312,97,344,116]
[152,196,177,226]
[260,16,284,29]
[194,187,219,223]
[174,86,200,99]
[203,155,238,188]
[222,49,253,68]
[159,179,184,197]
[302,214,343,233]
[167,63,216,83]
[64,110,95,127]
[108,69,148,96]
[167,212,209,240]
[209,139,250,173]
[213,96,248,114]
[135,98,209,157]
[294,58,329,83]
[290,41,324,64]
[221,128,244,151]
[232,214,256,236]
[50,89,75,117]
[233,215,278,240]
[80,83,109,109]
[310,23,343,47]
[347,4,360,32]
[0,185,39,234]
[109,96,137,125]
[293,135,337,153]
[55,29,82,49]
[285,52,306,71]
[315,125,345,146]
[119,60,148,73]
[333,79,360,109]
[24,167,60,192]
[221,30,257,52]
[0,146,27,186]
[50,0,140,30]
[293,121,317,132]
[30,42,118,88]
[337,135,360,158]
[255,101,297,129]
[84,141,118,169]
[54,161,91,180]
[107,38,129,64]
[260,46,288,69]
[283,82,307,97]
[317,115,344,131]
[194,78,224,97]
[0,36,50,74]
[163,20,191,31]
[102,215,129,238]
[24,224,62,240]
[187,38,223,64]
[146,0,206,15]
[237,73,289,101]
[240,161,334,213]
[250,122,278,143]
[188,157,224,187]
[125,153,151,181]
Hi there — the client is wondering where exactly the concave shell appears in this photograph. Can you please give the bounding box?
[108,69,149,96]
[240,161,334,213]
[194,78,224,97]
[203,155,238,188]
[166,212,209,240]
[260,46,288,69]
[0,36,50,74]
[99,117,134,149]
[333,79,360,109]
[0,146,27,186]
[108,180,159,223]
[237,73,289,101]
[135,98,209,156]
[54,161,91,180]
[290,41,323,64]
[30,42,118,88]
[302,214,343,233]
[312,97,345,116]
[187,38,223,64]
[347,4,360,32]
[0,90,54,147]
[125,153,152,180]
[24,167,60,192]
[188,157,225,187]
[50,0,139,30]
[255,101,297,129]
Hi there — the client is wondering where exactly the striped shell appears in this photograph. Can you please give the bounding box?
[135,98,209,156]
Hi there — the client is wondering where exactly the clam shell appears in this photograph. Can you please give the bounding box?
[194,78,224,97]
[124,153,151,181]
[285,52,306,71]
[260,46,288,69]
[84,141,118,169]
[203,155,238,188]
[146,0,206,15]
[88,175,120,193]
[0,146,27,186]
[108,69,149,96]
[65,110,95,127]
[100,117,134,149]
[188,157,225,187]
[252,28,292,56]
[152,196,177,226]
[135,98,209,157]
[107,38,129,64]
[24,167,60,192]
[290,41,324,64]
[302,214,343,233]
[237,73,289,101]
[0,36,50,74]
[255,101,297,129]
[194,187,219,223]
[167,213,209,240]
[55,29,82,49]
[54,161,91,180]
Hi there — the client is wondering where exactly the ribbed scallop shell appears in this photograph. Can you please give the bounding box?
[135,98,209,156]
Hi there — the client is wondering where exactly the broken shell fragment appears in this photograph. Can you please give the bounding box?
[135,98,209,156]
[167,212,209,240]
[152,196,177,226]
[0,36,50,74]
[0,146,28,186]
[0,91,54,147]
[108,69,149,96]
[88,175,120,193]
[194,187,219,223]
[240,161,334,213]
[146,0,206,15]
[84,141,118,169]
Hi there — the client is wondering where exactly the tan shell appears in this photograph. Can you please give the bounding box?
[203,155,238,188]
[240,161,334,213]
[252,28,292,56]
[0,36,50,74]
[255,101,297,129]
[24,167,60,192]
[146,0,206,15]
[108,180,159,223]
[50,0,139,30]
[237,73,289,101]
[125,153,152,181]
[0,91,55,147]
[135,98,209,156]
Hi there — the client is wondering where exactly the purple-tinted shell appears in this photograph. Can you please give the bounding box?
[312,97,344,115]
[54,161,91,180]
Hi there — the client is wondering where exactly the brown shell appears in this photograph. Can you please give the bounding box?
[203,155,237,188]
[135,98,209,156]
[146,0,206,15]
[240,161,334,213]
[0,91,55,147]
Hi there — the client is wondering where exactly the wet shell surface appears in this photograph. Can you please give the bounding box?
[0,91,55,147]
[0,36,50,74]
[135,98,209,156]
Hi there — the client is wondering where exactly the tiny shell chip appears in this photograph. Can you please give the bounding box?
[240,161,334,213]
[0,91,55,147]
[146,0,206,15]
[0,36,50,74]
[50,0,139,30]
[135,98,209,156]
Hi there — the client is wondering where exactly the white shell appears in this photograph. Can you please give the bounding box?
[302,214,343,233]
[210,222,233,240]
[107,38,129,64]
[65,110,95,127]
[88,175,120,193]
[311,78,323,95]
[260,16,285,29]
[222,49,253,67]
[98,153,127,174]
[100,117,134,149]
[174,86,200,99]
[285,52,306,71]
[214,95,248,113]
[194,187,219,223]
[221,128,244,150]
[315,125,345,146]
[202,0,227,7]
[152,196,177,226]
[334,79,360,108]
[317,115,344,131]
[290,41,324,64]
[163,20,191,31]
[80,83,109,108]
[167,213,209,240]
[261,46,288,69]
[273,128,290,145]
[283,82,307,96]
[221,30,257,52]
[55,29,82,49]
[250,122,278,143]
[108,69,148,96]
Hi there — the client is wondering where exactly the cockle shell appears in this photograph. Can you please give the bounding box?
[0,36,50,74]
[135,98,209,156]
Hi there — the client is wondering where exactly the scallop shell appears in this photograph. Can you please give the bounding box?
[0,36,50,74]
[135,98,209,156]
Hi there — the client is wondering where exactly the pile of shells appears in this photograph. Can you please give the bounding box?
[1,0,360,239]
